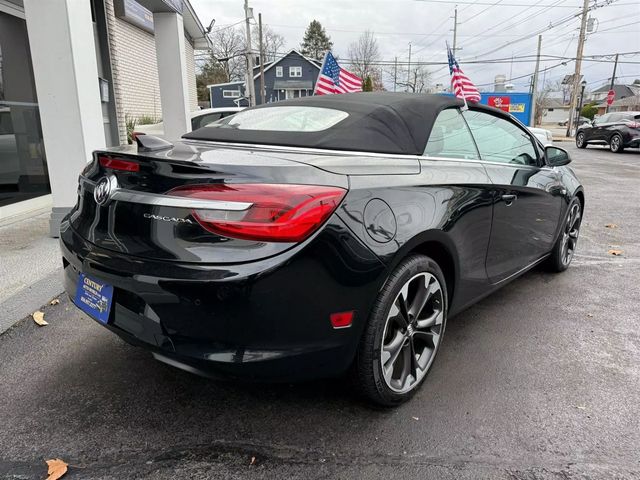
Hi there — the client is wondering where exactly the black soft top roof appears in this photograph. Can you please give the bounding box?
[183,93,507,155]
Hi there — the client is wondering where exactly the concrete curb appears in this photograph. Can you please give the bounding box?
[0,268,64,335]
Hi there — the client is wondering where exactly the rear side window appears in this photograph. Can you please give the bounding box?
[424,108,479,160]
[192,113,222,130]
[463,110,538,166]
[210,106,349,132]
[609,113,623,122]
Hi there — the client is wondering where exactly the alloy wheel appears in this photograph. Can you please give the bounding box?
[611,135,621,152]
[381,272,444,393]
[561,203,581,266]
[576,133,584,148]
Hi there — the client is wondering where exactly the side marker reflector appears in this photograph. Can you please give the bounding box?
[330,311,354,329]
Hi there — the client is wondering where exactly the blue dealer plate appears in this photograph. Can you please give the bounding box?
[74,274,113,324]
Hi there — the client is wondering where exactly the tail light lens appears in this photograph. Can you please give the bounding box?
[169,183,347,242]
[98,155,140,172]
[627,121,640,129]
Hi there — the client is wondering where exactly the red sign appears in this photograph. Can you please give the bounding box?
[488,96,510,112]
[607,90,615,105]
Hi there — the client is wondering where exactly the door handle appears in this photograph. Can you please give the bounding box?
[501,194,517,206]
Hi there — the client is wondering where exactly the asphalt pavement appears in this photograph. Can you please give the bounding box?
[1,144,639,480]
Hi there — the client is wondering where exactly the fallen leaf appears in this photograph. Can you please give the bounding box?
[45,459,68,480]
[250,456,256,466]
[587,313,594,318]
[32,311,48,326]
[608,249,624,256]
[604,223,618,229]
[50,299,60,306]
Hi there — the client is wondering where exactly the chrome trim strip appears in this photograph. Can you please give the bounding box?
[80,177,252,211]
[181,139,424,160]
[111,190,252,211]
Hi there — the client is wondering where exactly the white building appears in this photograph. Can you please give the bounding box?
[0,0,211,233]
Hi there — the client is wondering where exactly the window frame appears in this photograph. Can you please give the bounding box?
[222,89,241,99]
[462,109,542,168]
[275,66,283,77]
[289,66,302,78]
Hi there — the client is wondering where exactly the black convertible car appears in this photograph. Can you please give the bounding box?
[61,93,584,406]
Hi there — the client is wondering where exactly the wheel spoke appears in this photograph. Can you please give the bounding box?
[382,329,406,370]
[409,337,418,380]
[396,283,410,326]
[413,329,440,349]
[388,300,408,328]
[408,275,435,319]
[415,309,443,329]
[397,345,412,390]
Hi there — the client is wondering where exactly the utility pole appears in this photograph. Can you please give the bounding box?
[406,43,412,92]
[452,8,458,53]
[393,57,398,92]
[530,35,542,126]
[566,0,589,137]
[258,13,265,105]
[605,53,619,113]
[244,0,256,106]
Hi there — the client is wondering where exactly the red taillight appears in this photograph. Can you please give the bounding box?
[330,311,354,329]
[131,131,146,141]
[628,121,640,129]
[169,183,347,242]
[98,155,140,172]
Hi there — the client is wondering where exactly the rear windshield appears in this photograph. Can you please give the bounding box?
[207,106,349,132]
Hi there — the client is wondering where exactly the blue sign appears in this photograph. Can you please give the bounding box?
[441,92,533,126]
[73,274,113,325]
[114,0,154,33]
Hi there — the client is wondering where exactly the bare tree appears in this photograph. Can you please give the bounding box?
[347,31,380,80]
[394,63,431,93]
[252,25,286,64]
[209,26,245,82]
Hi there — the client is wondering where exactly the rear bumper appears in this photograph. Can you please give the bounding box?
[60,217,386,381]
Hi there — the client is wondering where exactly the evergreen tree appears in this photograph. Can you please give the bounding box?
[363,76,373,92]
[301,20,333,60]
[196,59,228,103]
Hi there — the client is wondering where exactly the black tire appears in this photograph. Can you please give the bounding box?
[576,132,587,149]
[545,197,582,273]
[610,133,624,153]
[352,254,448,407]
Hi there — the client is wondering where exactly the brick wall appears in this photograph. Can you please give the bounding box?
[104,0,198,144]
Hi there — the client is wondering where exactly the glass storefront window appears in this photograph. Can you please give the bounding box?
[0,11,50,207]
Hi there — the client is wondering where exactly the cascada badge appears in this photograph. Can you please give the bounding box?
[143,213,194,225]
[94,175,118,205]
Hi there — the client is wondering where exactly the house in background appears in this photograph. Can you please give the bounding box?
[588,84,637,104]
[540,97,571,125]
[208,50,321,108]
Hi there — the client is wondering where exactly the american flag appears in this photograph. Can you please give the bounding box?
[447,46,481,103]
[314,52,363,95]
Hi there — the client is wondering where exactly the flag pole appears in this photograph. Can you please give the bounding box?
[313,51,330,96]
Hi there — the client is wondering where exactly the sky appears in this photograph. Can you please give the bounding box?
[190,0,640,93]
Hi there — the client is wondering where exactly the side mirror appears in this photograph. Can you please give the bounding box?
[545,146,571,167]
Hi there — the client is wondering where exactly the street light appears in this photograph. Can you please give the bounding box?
[575,79,588,134]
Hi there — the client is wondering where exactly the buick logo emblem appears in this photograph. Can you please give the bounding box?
[94,175,118,206]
